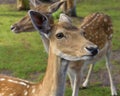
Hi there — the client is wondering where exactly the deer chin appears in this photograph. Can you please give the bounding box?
[55,50,94,61]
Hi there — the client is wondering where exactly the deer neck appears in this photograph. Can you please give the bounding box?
[41,35,49,53]
[36,47,69,96]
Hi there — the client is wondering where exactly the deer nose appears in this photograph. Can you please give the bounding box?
[86,46,98,56]
[11,25,15,30]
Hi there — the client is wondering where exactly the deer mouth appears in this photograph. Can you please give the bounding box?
[11,25,20,33]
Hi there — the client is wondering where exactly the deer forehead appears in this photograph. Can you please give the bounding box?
[51,22,80,35]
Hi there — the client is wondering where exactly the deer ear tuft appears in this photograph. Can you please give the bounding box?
[48,1,66,13]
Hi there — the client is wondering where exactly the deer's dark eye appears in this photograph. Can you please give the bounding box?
[56,33,64,39]
[82,31,86,36]
[81,31,86,36]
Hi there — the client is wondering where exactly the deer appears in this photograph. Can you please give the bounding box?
[60,0,77,16]
[10,0,117,96]
[11,0,65,34]
[0,11,98,96]
[72,12,118,96]
[37,12,118,96]
[11,0,77,33]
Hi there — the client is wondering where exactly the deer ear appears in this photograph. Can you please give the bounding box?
[59,13,72,23]
[29,10,51,35]
[29,0,42,8]
[48,1,66,13]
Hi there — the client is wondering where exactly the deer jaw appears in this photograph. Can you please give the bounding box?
[11,1,65,33]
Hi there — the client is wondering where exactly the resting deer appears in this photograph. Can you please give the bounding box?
[0,11,98,96]
[11,0,117,96]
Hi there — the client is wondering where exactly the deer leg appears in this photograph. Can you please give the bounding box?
[68,63,83,96]
[82,63,94,88]
[67,67,75,90]
[105,50,117,96]
[72,72,81,96]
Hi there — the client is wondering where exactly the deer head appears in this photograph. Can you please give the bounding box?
[11,0,65,33]
[29,11,98,61]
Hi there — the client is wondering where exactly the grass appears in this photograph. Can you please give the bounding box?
[0,0,120,95]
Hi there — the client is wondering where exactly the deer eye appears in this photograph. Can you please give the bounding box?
[81,31,86,36]
[56,32,64,39]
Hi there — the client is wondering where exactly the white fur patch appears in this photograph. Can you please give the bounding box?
[55,49,92,61]
[24,90,28,96]
[32,88,36,94]
[8,79,27,86]
[0,78,5,81]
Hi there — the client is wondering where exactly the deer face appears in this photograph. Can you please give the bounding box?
[29,11,98,61]
[11,14,35,33]
[11,1,65,33]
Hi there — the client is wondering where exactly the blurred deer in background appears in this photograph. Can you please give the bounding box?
[11,0,65,33]
[0,12,98,96]
[60,0,77,16]
[11,0,77,33]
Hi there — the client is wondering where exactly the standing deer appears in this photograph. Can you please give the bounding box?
[10,0,117,96]
[0,11,98,96]
[73,12,117,96]
[34,12,117,96]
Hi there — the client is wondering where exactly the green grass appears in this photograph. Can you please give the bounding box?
[0,0,120,95]
[0,4,47,80]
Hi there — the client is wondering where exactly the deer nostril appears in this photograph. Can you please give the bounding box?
[86,47,98,56]
[11,26,15,30]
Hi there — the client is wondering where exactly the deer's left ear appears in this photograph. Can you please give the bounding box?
[29,10,51,35]
[48,1,66,13]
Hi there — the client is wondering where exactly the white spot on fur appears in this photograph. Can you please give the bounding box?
[32,88,36,94]
[9,93,14,96]
[27,85,30,88]
[19,82,27,86]
[0,78,5,81]
[0,93,5,96]
[24,90,28,96]
[104,18,108,22]
[8,79,27,86]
